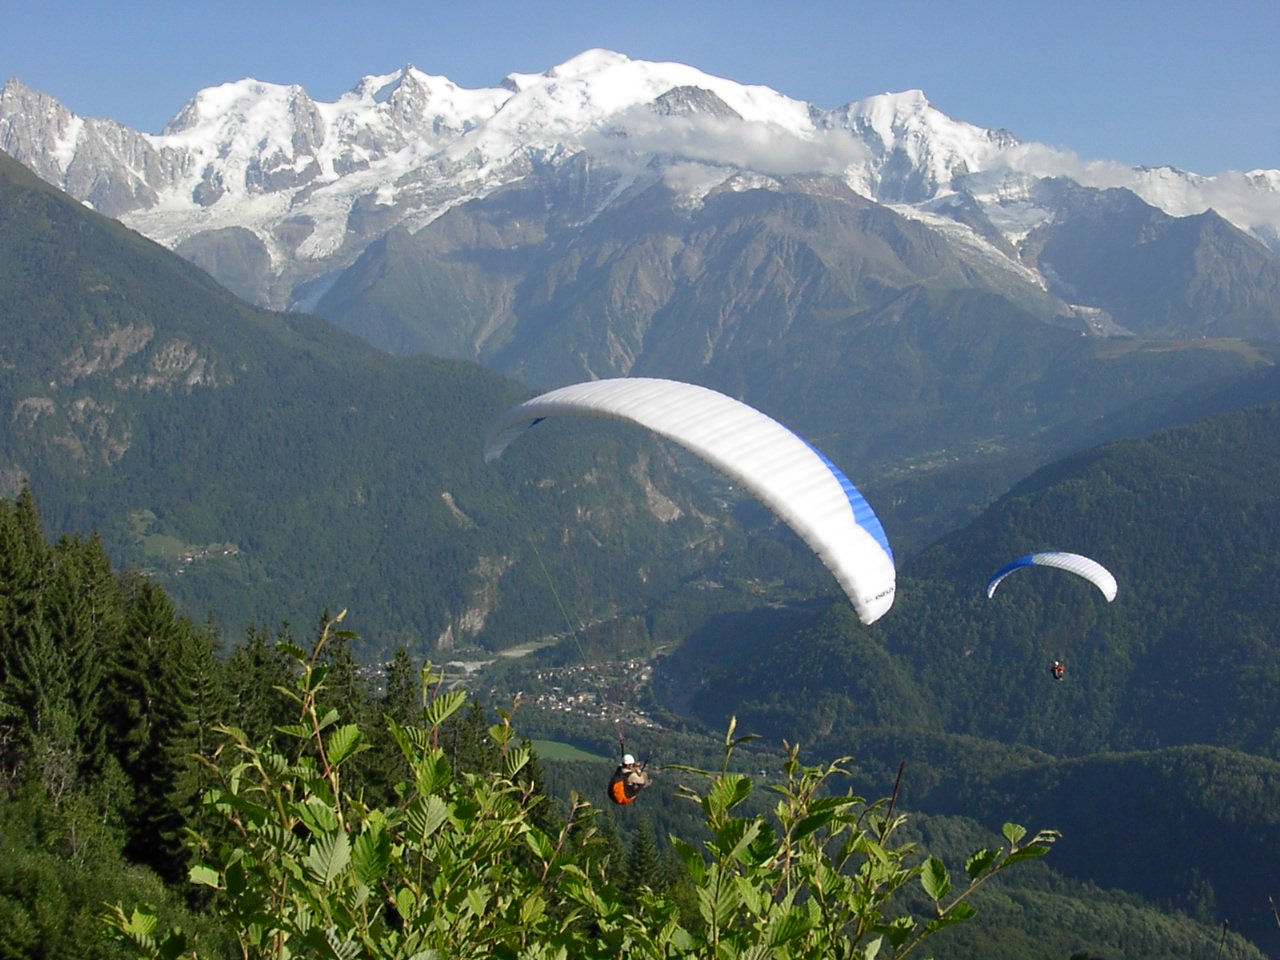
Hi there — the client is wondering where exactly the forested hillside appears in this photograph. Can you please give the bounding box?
[648,400,1280,954]
[9,144,1280,664]
[1,487,1265,959]
[0,149,758,659]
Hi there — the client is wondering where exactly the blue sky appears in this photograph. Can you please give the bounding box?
[4,0,1276,175]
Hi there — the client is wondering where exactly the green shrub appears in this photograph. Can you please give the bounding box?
[106,612,1056,959]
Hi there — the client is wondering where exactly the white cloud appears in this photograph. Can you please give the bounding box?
[582,107,871,180]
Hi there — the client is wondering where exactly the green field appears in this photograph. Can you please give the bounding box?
[530,740,611,762]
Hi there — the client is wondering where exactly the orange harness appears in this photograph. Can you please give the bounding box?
[609,779,635,805]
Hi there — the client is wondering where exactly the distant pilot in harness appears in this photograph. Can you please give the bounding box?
[1050,660,1066,681]
[607,741,651,806]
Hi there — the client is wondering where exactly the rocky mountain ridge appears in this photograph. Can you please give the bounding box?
[4,49,1279,321]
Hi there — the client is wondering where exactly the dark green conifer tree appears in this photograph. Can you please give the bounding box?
[223,623,296,747]
[622,816,663,905]
[106,575,217,881]
[0,484,55,768]
[596,810,626,874]
[446,699,501,775]
[362,646,419,804]
[380,646,419,729]
[44,532,124,775]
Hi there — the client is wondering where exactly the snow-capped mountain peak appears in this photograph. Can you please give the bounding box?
[3,49,1279,311]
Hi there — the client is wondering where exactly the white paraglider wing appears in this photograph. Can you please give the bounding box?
[484,378,896,625]
[985,551,1117,602]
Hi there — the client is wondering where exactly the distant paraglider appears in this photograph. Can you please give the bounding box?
[985,551,1117,681]
[484,377,896,625]
[985,551,1118,603]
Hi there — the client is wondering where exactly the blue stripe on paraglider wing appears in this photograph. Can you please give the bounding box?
[985,555,1036,596]
[805,442,893,564]
[990,556,1033,582]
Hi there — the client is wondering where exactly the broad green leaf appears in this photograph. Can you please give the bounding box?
[124,905,158,937]
[766,907,812,947]
[805,794,861,816]
[697,870,741,928]
[671,836,707,885]
[416,752,454,796]
[877,915,917,949]
[225,859,248,897]
[965,847,997,880]
[424,689,466,729]
[1001,844,1052,867]
[315,706,340,732]
[325,723,365,766]
[706,774,753,818]
[305,830,352,885]
[395,886,418,923]
[711,817,762,864]
[734,873,769,917]
[520,893,547,928]
[524,826,556,862]
[189,864,220,888]
[924,902,977,935]
[299,926,361,960]
[406,794,450,840]
[295,796,340,835]
[919,856,950,902]
[746,821,778,868]
[792,810,836,844]
[352,825,392,886]
[951,902,977,921]
[855,835,891,866]
[1001,822,1027,846]
[465,885,490,917]
[390,720,427,756]
[503,744,530,779]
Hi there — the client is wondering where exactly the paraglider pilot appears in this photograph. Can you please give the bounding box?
[607,740,650,805]
[1050,660,1066,681]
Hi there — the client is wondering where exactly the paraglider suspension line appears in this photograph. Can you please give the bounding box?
[529,537,593,676]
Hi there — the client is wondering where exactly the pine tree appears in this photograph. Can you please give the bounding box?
[156,624,224,880]
[0,484,53,747]
[381,646,419,729]
[362,646,419,805]
[44,533,123,775]
[0,486,47,634]
[446,700,501,775]
[223,623,296,747]
[106,575,200,878]
[623,816,663,905]
[596,808,626,874]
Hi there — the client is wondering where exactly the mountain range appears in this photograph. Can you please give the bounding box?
[6,48,1280,645]
[4,49,1280,351]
